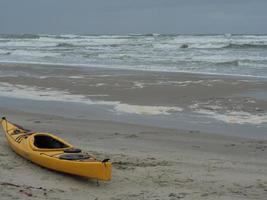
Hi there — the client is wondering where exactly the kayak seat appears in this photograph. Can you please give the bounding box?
[64,148,81,153]
[59,154,90,160]
[34,135,69,149]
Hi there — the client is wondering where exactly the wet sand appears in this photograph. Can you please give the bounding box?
[1,63,267,108]
[0,63,267,199]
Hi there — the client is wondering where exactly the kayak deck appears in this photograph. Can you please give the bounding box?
[1,117,112,181]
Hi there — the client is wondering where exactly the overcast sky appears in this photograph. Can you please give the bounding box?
[0,0,266,34]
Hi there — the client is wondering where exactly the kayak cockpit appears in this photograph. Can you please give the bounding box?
[30,133,73,151]
[34,135,69,149]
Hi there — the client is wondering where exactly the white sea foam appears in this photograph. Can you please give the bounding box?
[196,109,267,125]
[68,75,85,79]
[133,81,145,88]
[190,103,267,125]
[114,104,182,115]
[0,82,182,115]
[132,80,222,89]
[95,83,106,87]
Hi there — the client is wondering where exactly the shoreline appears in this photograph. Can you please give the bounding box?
[1,61,267,80]
[0,63,266,138]
[1,97,267,140]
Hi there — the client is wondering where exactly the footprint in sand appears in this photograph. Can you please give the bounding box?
[0,153,8,157]
[224,143,237,147]
[125,134,138,138]
[113,132,121,136]
[113,156,173,170]
[169,192,187,199]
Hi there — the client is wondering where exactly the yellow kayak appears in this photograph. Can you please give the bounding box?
[0,117,111,181]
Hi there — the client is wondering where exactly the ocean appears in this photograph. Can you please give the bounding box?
[0,34,267,78]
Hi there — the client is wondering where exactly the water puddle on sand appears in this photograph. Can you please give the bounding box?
[0,82,182,116]
[239,90,267,101]
[1,96,267,139]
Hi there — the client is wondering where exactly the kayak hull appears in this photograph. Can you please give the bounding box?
[1,118,111,181]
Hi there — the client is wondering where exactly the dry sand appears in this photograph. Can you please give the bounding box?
[1,108,267,200]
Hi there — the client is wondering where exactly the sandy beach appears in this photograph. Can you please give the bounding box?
[0,64,267,199]
[1,0,267,198]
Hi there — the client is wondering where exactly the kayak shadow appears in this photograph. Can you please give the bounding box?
[37,165,108,187]
[40,163,108,187]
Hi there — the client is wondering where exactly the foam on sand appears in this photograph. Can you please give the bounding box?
[132,79,222,89]
[0,82,182,116]
[114,104,182,115]
[191,103,267,125]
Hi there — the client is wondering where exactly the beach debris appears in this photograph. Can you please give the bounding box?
[0,182,20,188]
[0,181,64,197]
[180,44,189,48]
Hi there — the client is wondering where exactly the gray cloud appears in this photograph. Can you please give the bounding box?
[0,0,266,34]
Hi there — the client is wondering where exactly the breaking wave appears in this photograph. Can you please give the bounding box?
[0,34,267,77]
[0,34,40,39]
[177,43,267,49]
[224,43,267,49]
